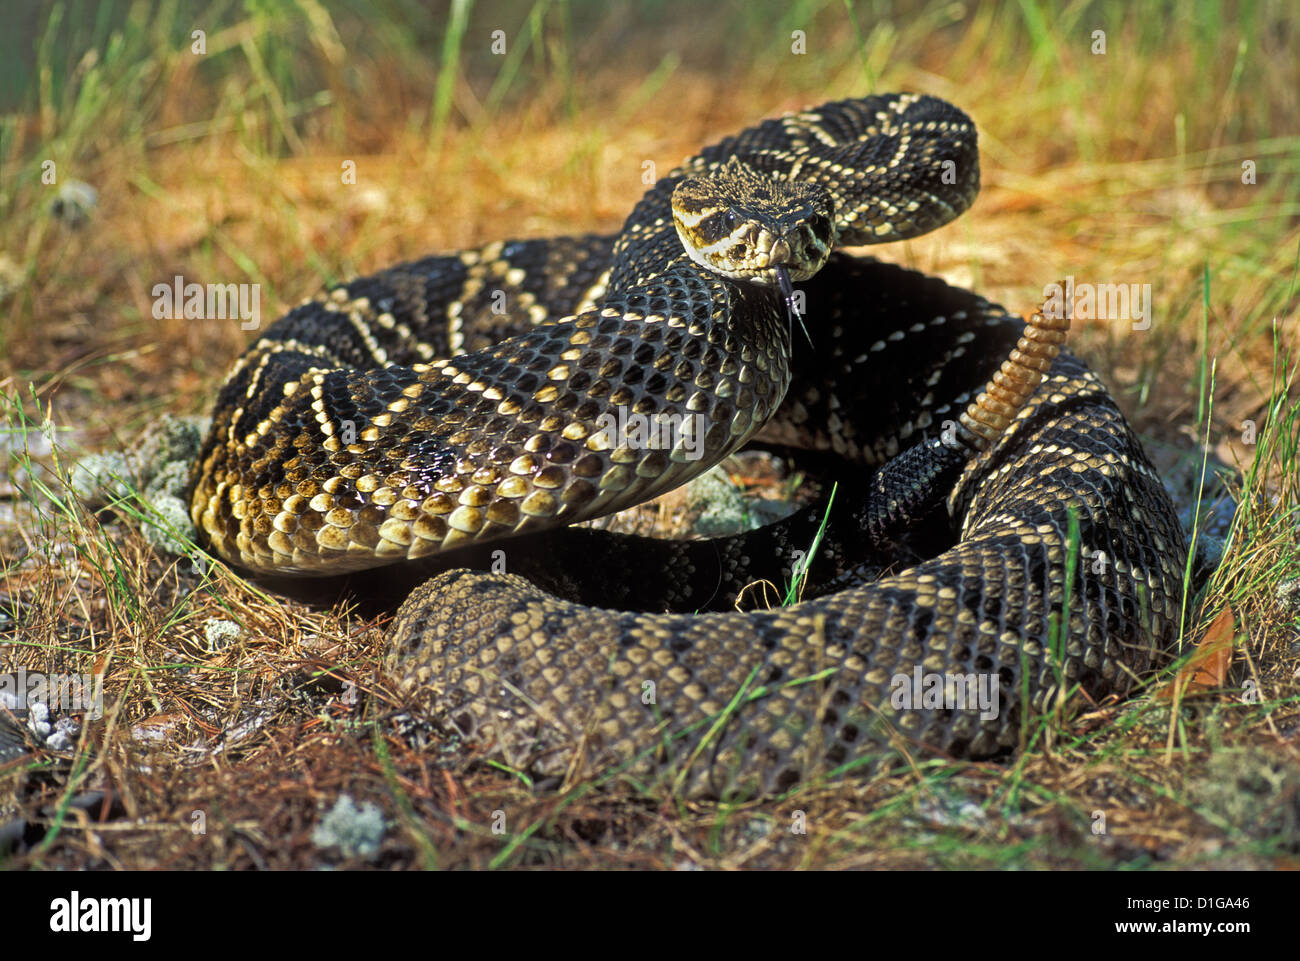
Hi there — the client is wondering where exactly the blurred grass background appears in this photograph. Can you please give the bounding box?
[1,0,1298,869]
[1,0,1295,426]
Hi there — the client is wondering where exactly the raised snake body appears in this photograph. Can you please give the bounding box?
[190,93,1187,797]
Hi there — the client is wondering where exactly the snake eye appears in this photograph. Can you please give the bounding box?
[810,214,832,239]
[701,210,738,243]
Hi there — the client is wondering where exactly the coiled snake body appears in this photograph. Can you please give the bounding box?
[191,93,1187,797]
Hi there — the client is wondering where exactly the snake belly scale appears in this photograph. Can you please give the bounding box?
[190,93,1187,797]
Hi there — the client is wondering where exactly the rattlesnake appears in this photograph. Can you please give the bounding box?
[190,93,1187,797]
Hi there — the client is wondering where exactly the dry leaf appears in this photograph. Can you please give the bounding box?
[1155,606,1237,700]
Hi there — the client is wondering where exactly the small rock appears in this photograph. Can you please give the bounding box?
[311,795,386,860]
[914,795,989,830]
[130,414,206,492]
[25,699,50,739]
[144,492,197,557]
[144,459,191,502]
[50,179,98,228]
[202,619,241,653]
[685,466,752,536]
[45,716,79,752]
[66,451,135,508]
[1191,532,1228,582]
[1277,579,1300,619]
[128,416,208,554]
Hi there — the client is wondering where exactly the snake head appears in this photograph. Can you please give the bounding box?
[672,157,835,287]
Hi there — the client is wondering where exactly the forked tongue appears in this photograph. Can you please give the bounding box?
[776,266,813,347]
